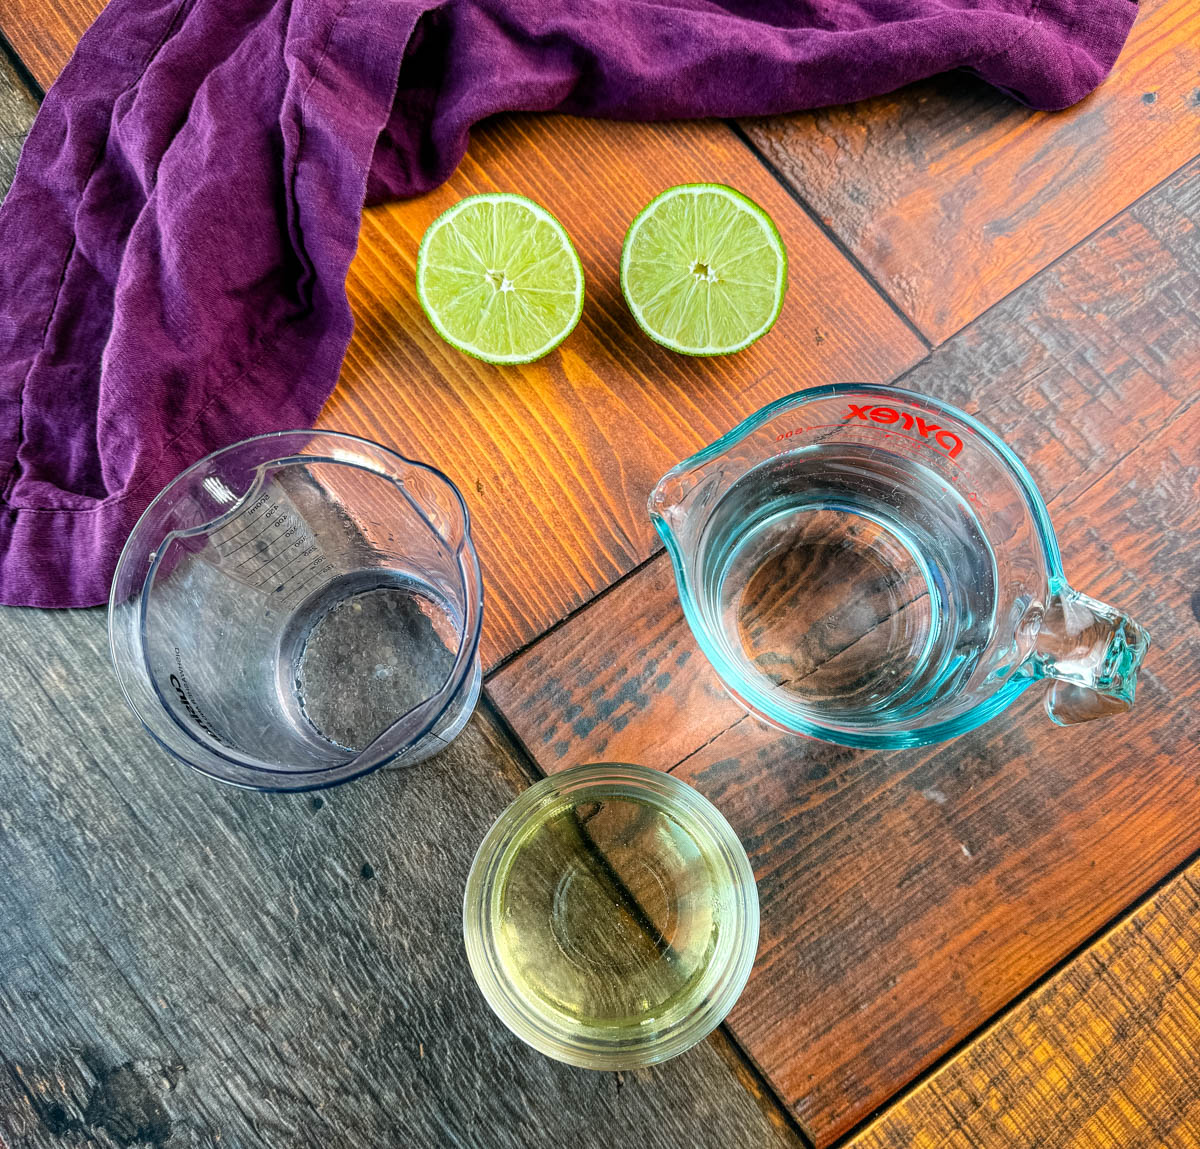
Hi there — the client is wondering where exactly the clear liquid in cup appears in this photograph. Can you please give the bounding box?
[707,445,998,725]
[283,572,462,752]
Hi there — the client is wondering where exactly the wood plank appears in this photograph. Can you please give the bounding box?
[0,599,806,1149]
[0,0,925,667]
[491,154,1200,1144]
[3,75,803,1123]
[1,70,803,1142]
[740,0,1200,343]
[847,863,1200,1149]
[317,115,923,667]
[0,42,37,195]
[0,0,85,89]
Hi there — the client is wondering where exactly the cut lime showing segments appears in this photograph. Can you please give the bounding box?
[620,184,787,356]
[417,193,585,365]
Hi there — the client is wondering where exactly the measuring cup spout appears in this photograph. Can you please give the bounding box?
[1031,585,1150,726]
[649,470,694,525]
[649,465,730,556]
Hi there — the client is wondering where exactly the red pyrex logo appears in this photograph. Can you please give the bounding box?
[843,403,964,458]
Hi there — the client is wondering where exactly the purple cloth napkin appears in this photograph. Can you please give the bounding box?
[0,0,1137,607]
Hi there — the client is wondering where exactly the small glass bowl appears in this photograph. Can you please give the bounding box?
[463,763,759,1069]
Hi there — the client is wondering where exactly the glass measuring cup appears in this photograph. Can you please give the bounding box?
[650,384,1149,749]
[110,431,483,790]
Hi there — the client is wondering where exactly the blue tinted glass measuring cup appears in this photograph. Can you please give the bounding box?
[650,384,1149,749]
[110,431,483,790]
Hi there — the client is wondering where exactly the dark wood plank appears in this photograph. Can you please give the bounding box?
[0,42,37,195]
[491,154,1200,1143]
[740,0,1200,342]
[0,64,805,1139]
[0,0,925,667]
[848,863,1200,1148]
[491,553,743,776]
[0,602,806,1149]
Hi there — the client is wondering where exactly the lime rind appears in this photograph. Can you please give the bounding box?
[416,193,585,365]
[619,183,787,356]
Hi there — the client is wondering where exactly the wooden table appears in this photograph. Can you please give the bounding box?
[2,3,1199,1146]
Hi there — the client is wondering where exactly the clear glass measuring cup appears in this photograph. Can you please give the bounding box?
[110,431,483,790]
[650,384,1149,749]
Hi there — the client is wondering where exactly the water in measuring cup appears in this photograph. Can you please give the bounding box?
[706,443,997,725]
[280,571,461,752]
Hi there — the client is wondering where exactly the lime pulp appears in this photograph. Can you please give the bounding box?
[620,183,787,356]
[416,193,585,365]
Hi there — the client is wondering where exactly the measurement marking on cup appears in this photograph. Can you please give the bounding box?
[248,548,320,590]
[234,522,299,571]
[224,527,278,562]
[281,562,333,603]
[212,494,275,554]
[251,533,309,576]
[263,556,320,595]
[236,545,276,572]
[286,573,320,600]
[270,545,320,581]
[216,532,258,560]
[291,568,325,595]
[213,517,260,552]
[203,493,329,598]
[212,510,260,546]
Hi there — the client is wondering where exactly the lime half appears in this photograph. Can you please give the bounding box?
[620,184,787,356]
[416,193,585,365]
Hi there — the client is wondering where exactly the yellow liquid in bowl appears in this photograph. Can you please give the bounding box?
[494,795,721,1028]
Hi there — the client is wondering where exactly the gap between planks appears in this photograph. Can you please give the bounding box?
[824,833,1200,1148]
[727,120,933,353]
[482,125,1200,689]
[478,691,817,1148]
[731,119,1200,353]
[5,18,1200,1143]
[0,27,41,100]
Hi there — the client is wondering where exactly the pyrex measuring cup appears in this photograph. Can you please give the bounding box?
[110,431,483,790]
[650,384,1149,749]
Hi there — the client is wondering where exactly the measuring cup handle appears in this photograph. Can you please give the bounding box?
[1033,587,1150,726]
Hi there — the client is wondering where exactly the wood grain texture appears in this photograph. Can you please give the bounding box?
[491,154,1200,1144]
[0,41,36,195]
[0,0,86,89]
[847,865,1200,1149]
[0,0,925,669]
[740,0,1200,342]
[319,114,923,667]
[0,603,806,1149]
[0,33,805,1149]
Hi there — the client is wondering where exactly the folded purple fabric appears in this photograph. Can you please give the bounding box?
[0,0,1137,607]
